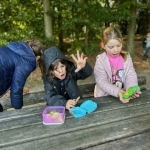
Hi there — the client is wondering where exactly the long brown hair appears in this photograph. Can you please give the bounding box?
[25,37,46,77]
[101,26,128,61]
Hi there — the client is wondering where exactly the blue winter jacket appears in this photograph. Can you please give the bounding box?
[0,42,36,109]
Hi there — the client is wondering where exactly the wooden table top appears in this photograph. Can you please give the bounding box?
[0,90,150,150]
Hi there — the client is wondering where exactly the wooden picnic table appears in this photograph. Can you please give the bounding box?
[0,89,150,150]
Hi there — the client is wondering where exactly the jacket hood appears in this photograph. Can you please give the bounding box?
[44,46,74,74]
[7,42,36,64]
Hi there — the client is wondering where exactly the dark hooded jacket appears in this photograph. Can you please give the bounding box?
[43,46,93,106]
[0,42,36,109]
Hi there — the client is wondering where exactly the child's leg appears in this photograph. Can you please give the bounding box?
[146,47,150,59]
[145,48,149,60]
[143,48,147,60]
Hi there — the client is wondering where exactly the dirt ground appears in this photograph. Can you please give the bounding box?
[23,40,150,95]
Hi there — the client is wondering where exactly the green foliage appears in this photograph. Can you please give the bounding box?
[0,0,44,44]
[67,39,99,56]
[40,36,59,49]
[0,0,149,54]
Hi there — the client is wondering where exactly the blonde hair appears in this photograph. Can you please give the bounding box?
[101,26,128,61]
[25,37,46,78]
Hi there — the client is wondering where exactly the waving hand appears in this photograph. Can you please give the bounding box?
[71,50,88,72]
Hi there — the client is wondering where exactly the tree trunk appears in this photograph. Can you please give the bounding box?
[127,0,137,56]
[57,3,64,52]
[43,0,53,38]
[104,0,110,27]
[58,13,64,51]
[148,12,150,32]
[84,26,89,47]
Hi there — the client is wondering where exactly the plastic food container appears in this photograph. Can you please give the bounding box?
[42,106,65,125]
[69,100,97,118]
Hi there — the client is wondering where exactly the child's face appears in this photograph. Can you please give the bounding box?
[102,39,122,57]
[54,62,66,80]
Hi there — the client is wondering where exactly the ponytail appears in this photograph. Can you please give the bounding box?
[25,37,46,78]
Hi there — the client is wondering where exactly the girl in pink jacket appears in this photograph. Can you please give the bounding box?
[94,26,141,103]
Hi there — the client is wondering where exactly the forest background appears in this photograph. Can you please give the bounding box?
[1,0,150,94]
[1,0,150,54]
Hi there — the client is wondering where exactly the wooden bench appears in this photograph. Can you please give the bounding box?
[0,89,150,149]
[22,76,146,106]
[0,76,147,110]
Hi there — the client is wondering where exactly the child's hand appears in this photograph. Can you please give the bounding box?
[118,90,130,103]
[71,50,88,72]
[115,81,122,89]
[130,90,142,99]
[66,99,76,110]
[73,96,80,105]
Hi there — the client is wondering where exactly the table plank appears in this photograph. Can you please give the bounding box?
[1,89,150,131]
[0,90,150,150]
[0,114,150,150]
[0,103,150,149]
[0,95,150,131]
[86,131,150,150]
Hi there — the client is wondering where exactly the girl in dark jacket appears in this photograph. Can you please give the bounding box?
[43,46,93,110]
[0,38,44,112]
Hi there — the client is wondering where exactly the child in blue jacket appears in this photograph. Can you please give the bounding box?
[0,38,44,112]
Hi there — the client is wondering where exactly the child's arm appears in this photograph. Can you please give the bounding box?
[11,65,34,109]
[124,54,138,90]
[71,62,93,80]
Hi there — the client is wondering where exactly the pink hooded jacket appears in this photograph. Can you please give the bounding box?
[94,52,138,97]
